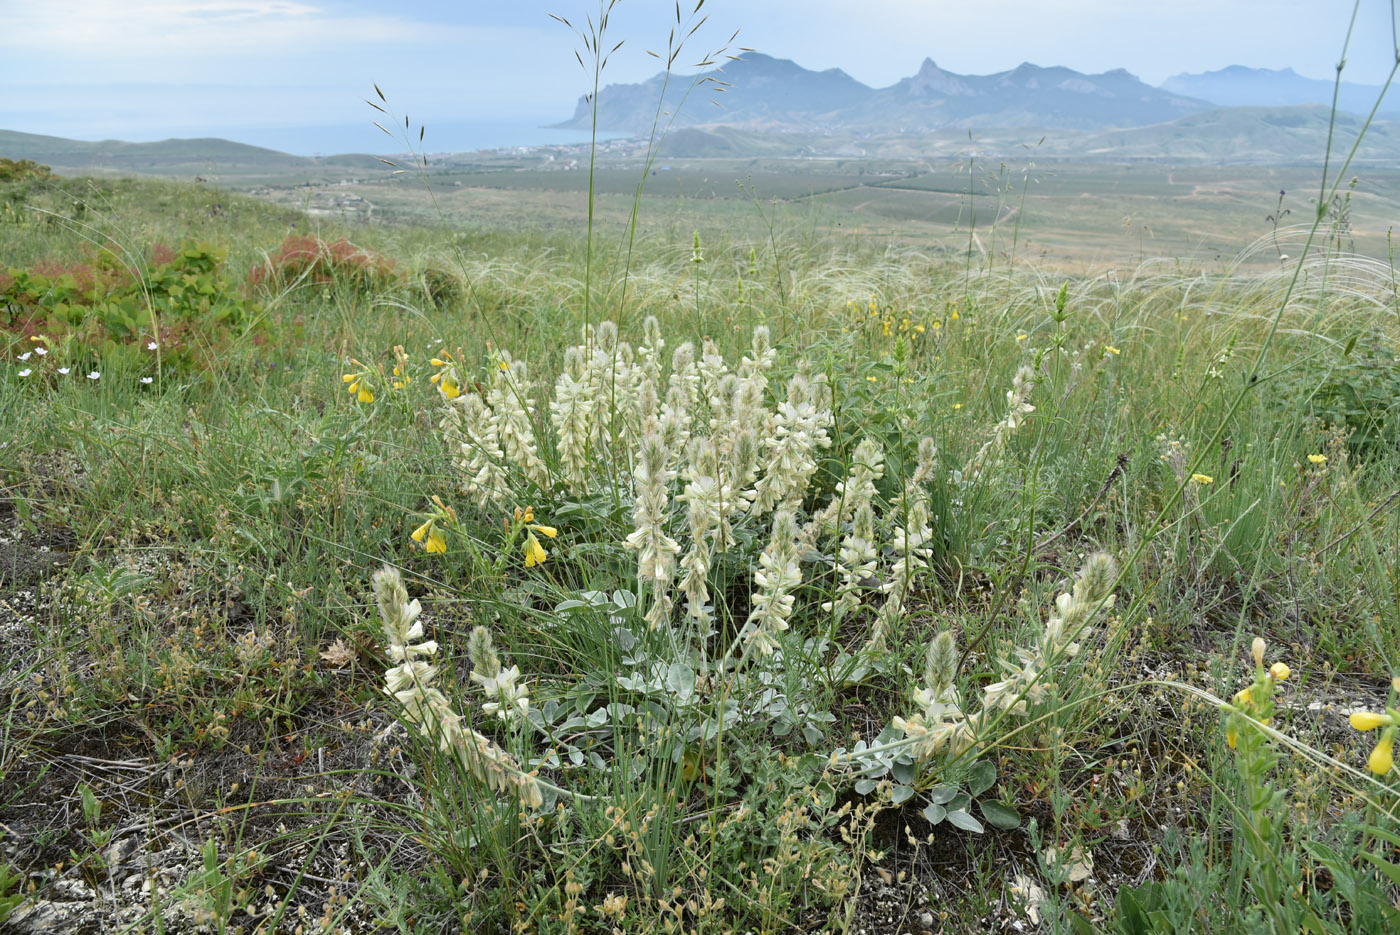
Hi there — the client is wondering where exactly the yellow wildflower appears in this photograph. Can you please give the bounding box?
[1307,454,1327,465]
[1269,662,1289,681]
[523,532,547,567]
[1349,710,1392,731]
[1191,473,1214,485]
[341,359,375,403]
[411,496,456,555]
[1105,345,1121,355]
[429,350,463,399]
[1368,730,1395,775]
[391,345,411,390]
[1016,333,1028,342]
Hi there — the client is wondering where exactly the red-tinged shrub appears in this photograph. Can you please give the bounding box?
[248,234,401,293]
[150,243,178,267]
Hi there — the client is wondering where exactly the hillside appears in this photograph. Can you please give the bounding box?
[0,129,385,177]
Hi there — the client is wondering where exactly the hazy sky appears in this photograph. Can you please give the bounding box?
[4,0,1397,154]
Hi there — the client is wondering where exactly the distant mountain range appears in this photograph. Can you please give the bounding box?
[555,53,1211,133]
[1162,66,1395,115]
[557,53,1398,136]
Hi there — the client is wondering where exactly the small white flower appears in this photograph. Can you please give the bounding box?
[140,376,154,384]
[87,371,101,380]
[17,368,31,377]
[34,347,47,356]
[147,342,158,350]
[57,367,70,375]
[17,352,30,361]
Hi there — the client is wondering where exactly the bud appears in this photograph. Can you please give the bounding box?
[1349,711,1392,731]
[1268,662,1289,681]
[1250,638,1266,667]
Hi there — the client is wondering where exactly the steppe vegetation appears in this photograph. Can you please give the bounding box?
[3,8,1400,934]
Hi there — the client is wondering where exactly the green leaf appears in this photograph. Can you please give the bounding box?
[891,758,916,785]
[967,759,997,796]
[922,802,946,824]
[855,779,877,796]
[926,784,958,805]
[1067,912,1097,935]
[1359,850,1400,889]
[978,799,1021,830]
[890,783,916,805]
[946,809,984,833]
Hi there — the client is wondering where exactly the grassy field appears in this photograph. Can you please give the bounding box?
[1,143,1399,935]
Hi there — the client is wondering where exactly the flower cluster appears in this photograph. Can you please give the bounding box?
[963,366,1035,483]
[1224,637,1290,750]
[467,625,531,723]
[342,358,376,403]
[893,552,1118,760]
[410,496,456,554]
[373,565,542,807]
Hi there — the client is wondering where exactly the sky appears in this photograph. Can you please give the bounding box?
[3,0,1398,155]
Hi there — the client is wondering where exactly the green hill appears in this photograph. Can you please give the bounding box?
[0,129,386,178]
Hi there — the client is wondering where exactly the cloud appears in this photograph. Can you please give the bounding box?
[1,0,473,57]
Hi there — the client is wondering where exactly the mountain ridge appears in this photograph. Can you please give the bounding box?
[554,52,1212,133]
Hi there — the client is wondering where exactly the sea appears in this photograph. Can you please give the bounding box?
[211,118,626,157]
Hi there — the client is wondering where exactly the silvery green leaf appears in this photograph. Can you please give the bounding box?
[922,802,947,824]
[979,800,1022,830]
[968,760,997,796]
[855,779,878,795]
[802,724,823,745]
[946,809,984,833]
[665,664,696,704]
[927,785,958,805]
[948,791,971,813]
[891,758,916,785]
[891,784,916,805]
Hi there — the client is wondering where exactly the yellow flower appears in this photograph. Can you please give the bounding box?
[1191,473,1214,485]
[1349,710,1392,731]
[411,521,433,543]
[1368,730,1395,775]
[1308,454,1327,464]
[425,531,447,554]
[429,351,463,399]
[1269,662,1290,681]
[523,532,547,567]
[529,524,558,539]
[1016,333,1028,342]
[1226,724,1238,749]
[342,359,376,403]
[1105,345,1121,355]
